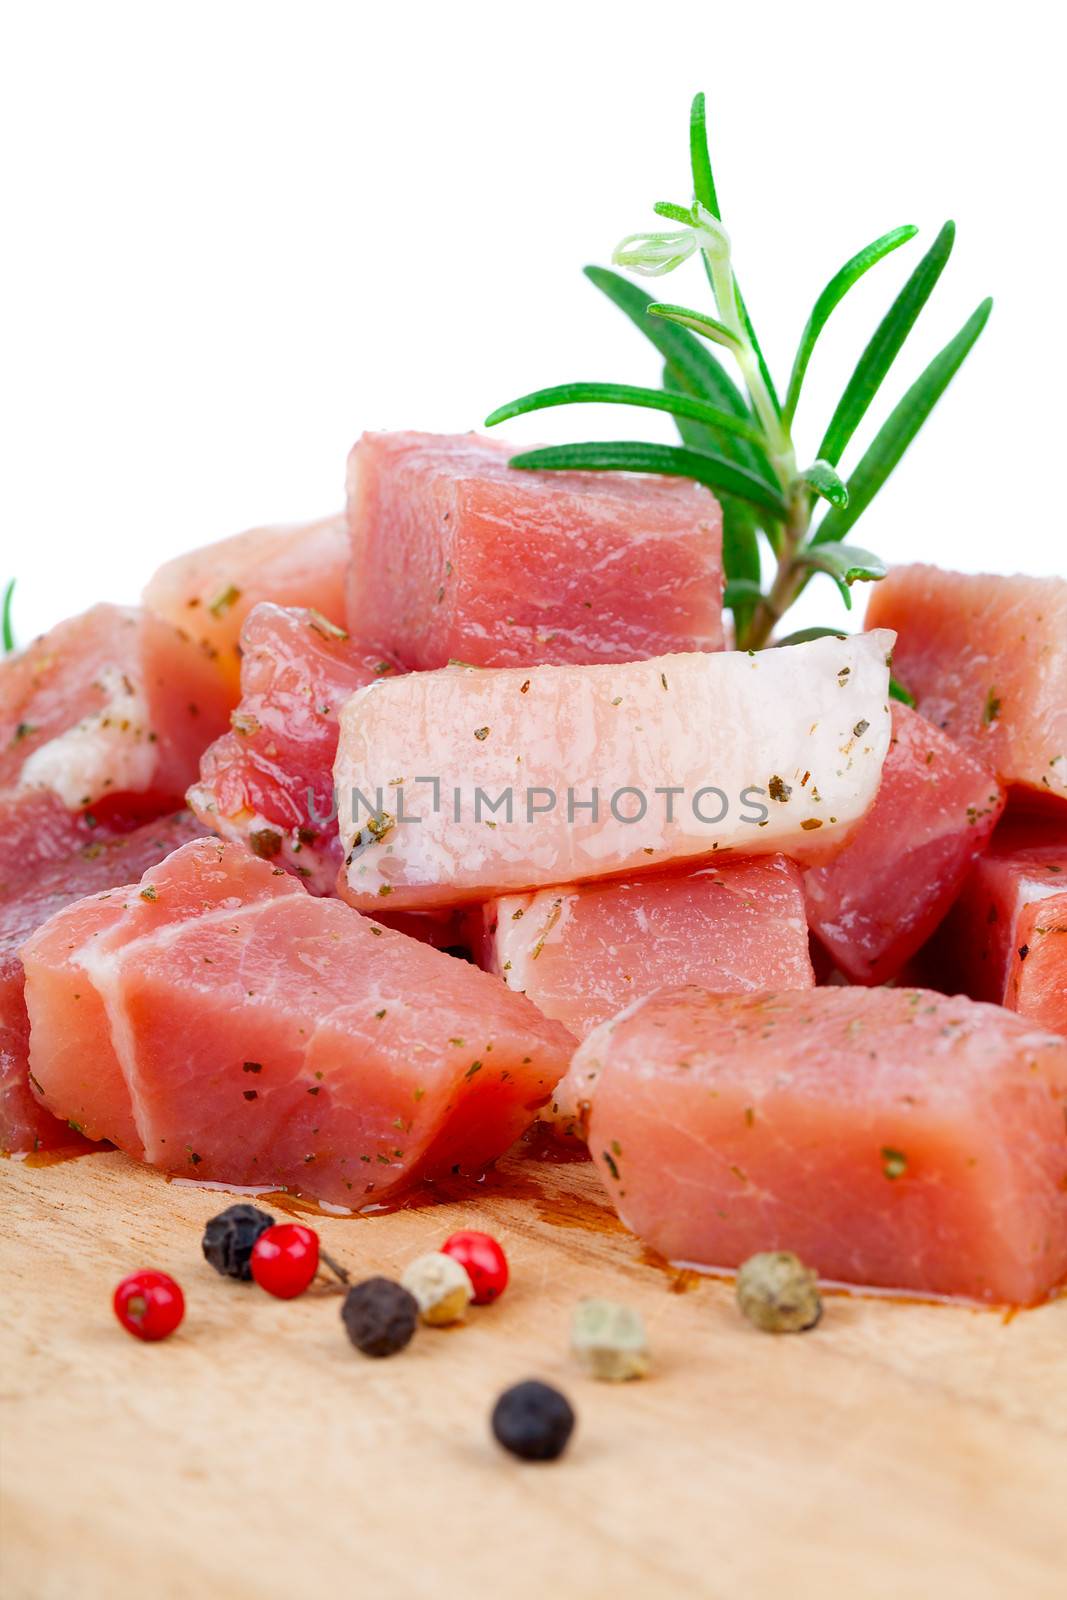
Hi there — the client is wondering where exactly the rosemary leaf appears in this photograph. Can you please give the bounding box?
[653,200,695,226]
[783,225,919,426]
[509,441,790,521]
[723,578,765,607]
[889,677,916,706]
[647,301,741,350]
[772,626,850,647]
[613,230,698,277]
[817,221,956,468]
[2,579,15,654]
[689,93,721,220]
[799,460,849,509]
[721,500,765,622]
[485,381,764,447]
[796,542,887,609]
[814,297,993,545]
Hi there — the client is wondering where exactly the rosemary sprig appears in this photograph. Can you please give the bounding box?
[2,579,14,654]
[486,93,991,650]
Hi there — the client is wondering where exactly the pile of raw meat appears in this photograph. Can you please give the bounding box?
[3,432,1065,1306]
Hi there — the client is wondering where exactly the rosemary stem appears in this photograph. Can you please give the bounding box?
[741,486,812,650]
[701,240,806,650]
[701,246,794,488]
[700,235,809,643]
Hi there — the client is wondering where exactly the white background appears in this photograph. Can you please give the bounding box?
[1,0,1061,643]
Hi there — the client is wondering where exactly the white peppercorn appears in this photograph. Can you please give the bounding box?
[401,1250,474,1326]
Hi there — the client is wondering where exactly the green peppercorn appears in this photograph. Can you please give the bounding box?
[736,1251,822,1333]
[571,1298,649,1381]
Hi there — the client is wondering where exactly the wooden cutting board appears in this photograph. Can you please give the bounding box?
[2,1146,1065,1600]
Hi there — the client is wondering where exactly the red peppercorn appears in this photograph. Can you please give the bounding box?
[250,1223,320,1299]
[440,1230,509,1305]
[113,1270,185,1342]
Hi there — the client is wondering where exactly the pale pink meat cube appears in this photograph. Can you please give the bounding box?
[334,632,895,911]
[345,431,725,668]
[563,985,1067,1305]
[0,604,230,884]
[0,811,204,1154]
[867,566,1067,806]
[483,856,814,1042]
[143,513,349,696]
[22,838,576,1205]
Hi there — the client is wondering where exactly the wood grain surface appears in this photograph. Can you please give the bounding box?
[2,1145,1065,1600]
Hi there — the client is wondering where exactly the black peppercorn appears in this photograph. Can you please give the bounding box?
[341,1277,418,1357]
[491,1380,575,1461]
[201,1203,276,1281]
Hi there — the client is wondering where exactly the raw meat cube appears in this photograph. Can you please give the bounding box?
[483,855,814,1041]
[345,431,725,668]
[1,811,203,1153]
[334,631,894,910]
[867,565,1067,805]
[21,838,576,1205]
[1,604,230,882]
[804,703,1005,984]
[562,985,1067,1305]
[189,604,401,894]
[143,513,350,695]
[931,818,1067,1035]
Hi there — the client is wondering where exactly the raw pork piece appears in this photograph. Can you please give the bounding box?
[867,566,1067,805]
[1,604,230,883]
[345,431,725,668]
[562,986,1067,1305]
[930,818,1067,1035]
[1,811,204,1153]
[483,856,814,1042]
[804,702,1005,984]
[21,839,576,1204]
[335,631,894,911]
[189,604,401,894]
[144,513,349,695]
